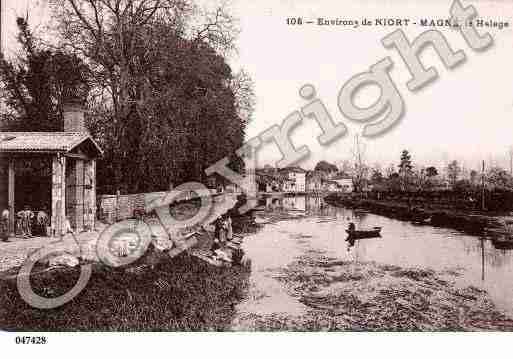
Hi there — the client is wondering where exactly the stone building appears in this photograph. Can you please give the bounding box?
[331,175,354,193]
[280,167,307,193]
[0,101,102,236]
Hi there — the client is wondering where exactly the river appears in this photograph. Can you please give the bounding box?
[231,195,513,330]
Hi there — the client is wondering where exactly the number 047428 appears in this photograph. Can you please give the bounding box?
[15,336,48,345]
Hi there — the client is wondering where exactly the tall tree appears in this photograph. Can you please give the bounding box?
[337,159,353,177]
[49,0,253,193]
[370,169,384,184]
[314,160,338,174]
[351,135,368,193]
[414,167,427,190]
[447,160,461,186]
[423,166,438,189]
[385,163,396,179]
[487,166,512,189]
[425,166,438,178]
[398,150,413,191]
[470,169,479,186]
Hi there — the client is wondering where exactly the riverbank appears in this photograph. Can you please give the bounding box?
[0,196,258,331]
[324,194,509,235]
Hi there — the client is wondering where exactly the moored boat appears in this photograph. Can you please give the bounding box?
[491,237,513,250]
[411,216,432,225]
[485,223,513,249]
[486,226,513,237]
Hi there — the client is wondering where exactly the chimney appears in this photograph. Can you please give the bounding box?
[63,99,87,133]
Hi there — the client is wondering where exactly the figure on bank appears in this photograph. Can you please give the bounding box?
[17,205,35,238]
[36,206,50,236]
[1,208,9,242]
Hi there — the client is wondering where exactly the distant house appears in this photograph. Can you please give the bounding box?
[430,178,452,191]
[265,179,281,193]
[306,171,324,193]
[225,183,241,193]
[330,175,354,193]
[281,178,295,193]
[325,181,339,192]
[255,171,283,193]
[280,167,307,193]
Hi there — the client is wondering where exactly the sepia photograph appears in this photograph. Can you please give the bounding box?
[1,0,513,353]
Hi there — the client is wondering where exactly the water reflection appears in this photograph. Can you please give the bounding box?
[255,195,513,316]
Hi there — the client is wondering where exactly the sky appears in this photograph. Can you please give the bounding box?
[2,0,513,172]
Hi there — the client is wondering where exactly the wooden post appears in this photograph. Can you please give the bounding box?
[8,159,14,235]
[92,160,96,230]
[0,0,2,56]
[51,155,66,237]
[481,238,485,281]
[84,160,97,231]
[481,160,486,212]
[116,189,120,222]
[74,159,84,232]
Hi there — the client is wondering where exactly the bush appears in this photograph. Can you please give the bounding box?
[369,188,513,212]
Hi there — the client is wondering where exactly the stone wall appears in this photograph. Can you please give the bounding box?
[98,189,217,223]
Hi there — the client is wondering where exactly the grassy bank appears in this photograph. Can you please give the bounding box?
[0,252,250,331]
[0,197,257,331]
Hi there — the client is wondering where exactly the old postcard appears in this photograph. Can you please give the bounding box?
[1,0,513,355]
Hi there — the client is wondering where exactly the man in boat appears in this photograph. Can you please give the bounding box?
[345,222,356,242]
[347,237,356,250]
[346,222,382,241]
[346,223,357,250]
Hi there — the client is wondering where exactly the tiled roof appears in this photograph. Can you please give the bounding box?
[332,175,353,181]
[280,166,307,173]
[0,132,103,155]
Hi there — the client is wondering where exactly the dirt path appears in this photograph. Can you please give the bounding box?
[0,194,239,273]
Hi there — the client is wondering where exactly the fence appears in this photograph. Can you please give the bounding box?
[97,189,217,223]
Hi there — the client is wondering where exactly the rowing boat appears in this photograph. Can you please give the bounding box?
[346,227,382,239]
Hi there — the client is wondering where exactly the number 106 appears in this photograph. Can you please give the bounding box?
[286,17,303,25]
